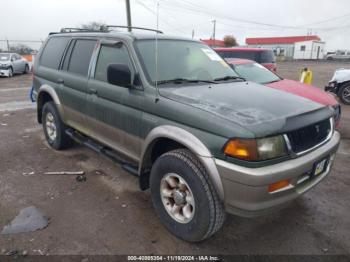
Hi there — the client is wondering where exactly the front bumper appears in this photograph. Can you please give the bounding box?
[216,131,340,217]
[0,69,10,77]
[325,82,337,93]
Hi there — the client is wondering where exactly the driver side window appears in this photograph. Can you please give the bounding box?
[95,44,134,83]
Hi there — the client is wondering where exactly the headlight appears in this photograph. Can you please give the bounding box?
[223,135,288,161]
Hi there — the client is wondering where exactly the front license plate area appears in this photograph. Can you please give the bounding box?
[312,157,330,177]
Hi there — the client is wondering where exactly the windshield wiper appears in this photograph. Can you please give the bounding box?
[214,76,246,82]
[156,78,216,85]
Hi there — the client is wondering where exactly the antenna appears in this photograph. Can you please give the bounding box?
[155,0,160,102]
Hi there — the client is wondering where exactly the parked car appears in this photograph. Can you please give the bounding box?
[326,50,350,60]
[226,58,341,126]
[214,47,277,71]
[325,68,350,105]
[33,27,340,242]
[0,53,30,77]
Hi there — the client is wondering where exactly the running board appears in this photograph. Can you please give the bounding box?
[65,129,139,177]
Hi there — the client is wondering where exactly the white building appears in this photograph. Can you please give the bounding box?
[246,35,325,60]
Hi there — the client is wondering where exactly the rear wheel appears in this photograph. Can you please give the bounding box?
[42,101,73,150]
[23,64,29,74]
[338,83,350,105]
[150,149,225,242]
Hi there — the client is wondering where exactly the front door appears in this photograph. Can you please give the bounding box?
[86,41,143,162]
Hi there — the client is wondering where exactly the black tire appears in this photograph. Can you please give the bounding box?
[42,101,73,150]
[150,149,225,242]
[23,64,29,74]
[8,67,13,78]
[338,83,350,105]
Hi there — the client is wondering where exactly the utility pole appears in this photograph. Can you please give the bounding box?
[212,20,216,46]
[192,29,195,39]
[126,0,132,32]
[6,39,10,52]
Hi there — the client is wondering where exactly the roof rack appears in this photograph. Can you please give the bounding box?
[100,25,163,34]
[49,26,163,36]
[60,28,102,33]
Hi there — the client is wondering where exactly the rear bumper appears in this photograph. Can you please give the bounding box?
[0,69,10,77]
[216,131,340,217]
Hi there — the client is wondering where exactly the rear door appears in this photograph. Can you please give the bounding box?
[11,54,22,72]
[86,40,143,161]
[58,38,97,133]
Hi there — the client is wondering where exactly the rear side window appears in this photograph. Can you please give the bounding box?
[94,45,134,82]
[40,37,70,69]
[67,40,97,76]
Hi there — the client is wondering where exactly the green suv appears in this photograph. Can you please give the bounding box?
[33,27,340,242]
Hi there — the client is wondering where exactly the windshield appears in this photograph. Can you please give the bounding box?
[135,40,239,85]
[0,54,10,61]
[233,63,281,84]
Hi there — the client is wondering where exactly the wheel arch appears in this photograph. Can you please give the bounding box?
[139,125,225,200]
[37,85,63,124]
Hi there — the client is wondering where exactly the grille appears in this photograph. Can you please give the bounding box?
[287,118,332,154]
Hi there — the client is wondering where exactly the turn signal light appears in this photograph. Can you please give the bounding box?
[224,139,258,161]
[268,179,291,193]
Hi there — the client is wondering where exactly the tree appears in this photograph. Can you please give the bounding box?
[9,44,34,55]
[223,35,238,47]
[80,21,107,31]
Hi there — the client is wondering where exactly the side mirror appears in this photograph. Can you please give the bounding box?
[107,64,132,88]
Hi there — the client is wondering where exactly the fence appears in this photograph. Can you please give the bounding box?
[0,39,43,54]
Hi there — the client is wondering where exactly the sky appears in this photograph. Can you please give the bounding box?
[1,0,350,51]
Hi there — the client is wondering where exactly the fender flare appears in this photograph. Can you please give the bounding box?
[37,85,64,121]
[139,125,225,200]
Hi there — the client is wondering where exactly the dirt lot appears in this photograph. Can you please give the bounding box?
[0,61,349,256]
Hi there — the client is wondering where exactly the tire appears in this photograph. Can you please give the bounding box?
[338,83,350,105]
[150,149,225,242]
[8,67,13,78]
[42,101,73,150]
[23,64,29,74]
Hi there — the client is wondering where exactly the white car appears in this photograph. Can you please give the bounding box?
[325,68,350,105]
[0,53,30,77]
[326,50,350,60]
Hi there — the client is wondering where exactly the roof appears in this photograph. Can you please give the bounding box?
[246,35,321,45]
[201,39,226,47]
[50,31,196,42]
[225,58,255,65]
[214,47,270,52]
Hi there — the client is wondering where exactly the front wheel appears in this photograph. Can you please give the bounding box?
[8,67,13,78]
[150,149,225,242]
[42,101,73,150]
[338,84,350,105]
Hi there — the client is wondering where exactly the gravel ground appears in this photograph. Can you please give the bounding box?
[0,61,349,256]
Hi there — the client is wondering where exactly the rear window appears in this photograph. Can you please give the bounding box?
[40,37,70,69]
[217,50,275,64]
[67,40,96,76]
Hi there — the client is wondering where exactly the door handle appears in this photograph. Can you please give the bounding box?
[57,79,64,84]
[89,88,98,95]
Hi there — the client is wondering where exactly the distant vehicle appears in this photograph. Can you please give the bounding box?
[0,53,30,77]
[226,58,341,125]
[214,47,277,71]
[326,68,350,105]
[326,50,350,60]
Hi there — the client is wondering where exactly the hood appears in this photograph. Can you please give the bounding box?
[159,81,329,137]
[330,68,350,83]
[266,79,338,106]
